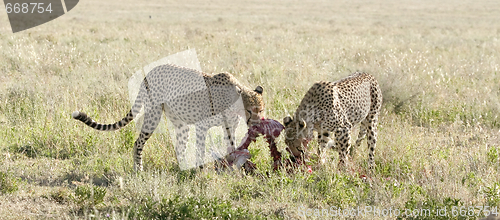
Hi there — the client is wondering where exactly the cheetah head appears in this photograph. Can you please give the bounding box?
[241,86,265,127]
[283,116,310,158]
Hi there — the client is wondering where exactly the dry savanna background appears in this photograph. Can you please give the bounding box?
[1,0,500,219]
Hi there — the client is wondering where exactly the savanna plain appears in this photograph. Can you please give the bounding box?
[0,0,499,219]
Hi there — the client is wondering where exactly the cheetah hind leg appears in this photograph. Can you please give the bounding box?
[133,105,162,171]
[366,114,378,169]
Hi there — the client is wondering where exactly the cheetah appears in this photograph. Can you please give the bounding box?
[72,64,265,171]
[283,72,382,169]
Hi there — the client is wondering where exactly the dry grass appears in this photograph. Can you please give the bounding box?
[1,0,500,219]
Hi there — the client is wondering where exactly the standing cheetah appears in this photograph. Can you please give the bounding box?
[283,72,382,169]
[72,64,265,171]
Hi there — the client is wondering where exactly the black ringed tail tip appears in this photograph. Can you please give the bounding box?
[72,111,87,120]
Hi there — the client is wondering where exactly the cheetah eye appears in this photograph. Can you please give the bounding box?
[246,110,252,114]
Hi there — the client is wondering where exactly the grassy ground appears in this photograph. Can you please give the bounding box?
[1,0,499,219]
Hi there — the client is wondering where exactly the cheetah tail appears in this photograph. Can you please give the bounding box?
[72,110,134,131]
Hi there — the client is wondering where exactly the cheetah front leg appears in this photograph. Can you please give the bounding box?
[133,105,162,171]
[218,120,239,172]
[222,114,238,155]
[173,122,190,170]
[317,131,333,164]
[352,120,368,157]
[194,122,209,169]
[335,126,352,169]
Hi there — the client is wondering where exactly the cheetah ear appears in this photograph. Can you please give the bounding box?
[299,119,306,129]
[283,116,292,126]
[254,86,263,95]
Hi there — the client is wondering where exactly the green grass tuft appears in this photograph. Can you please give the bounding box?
[71,185,107,210]
[130,195,267,220]
[0,171,20,194]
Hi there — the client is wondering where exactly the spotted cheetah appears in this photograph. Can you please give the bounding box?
[283,72,382,169]
[72,64,265,171]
